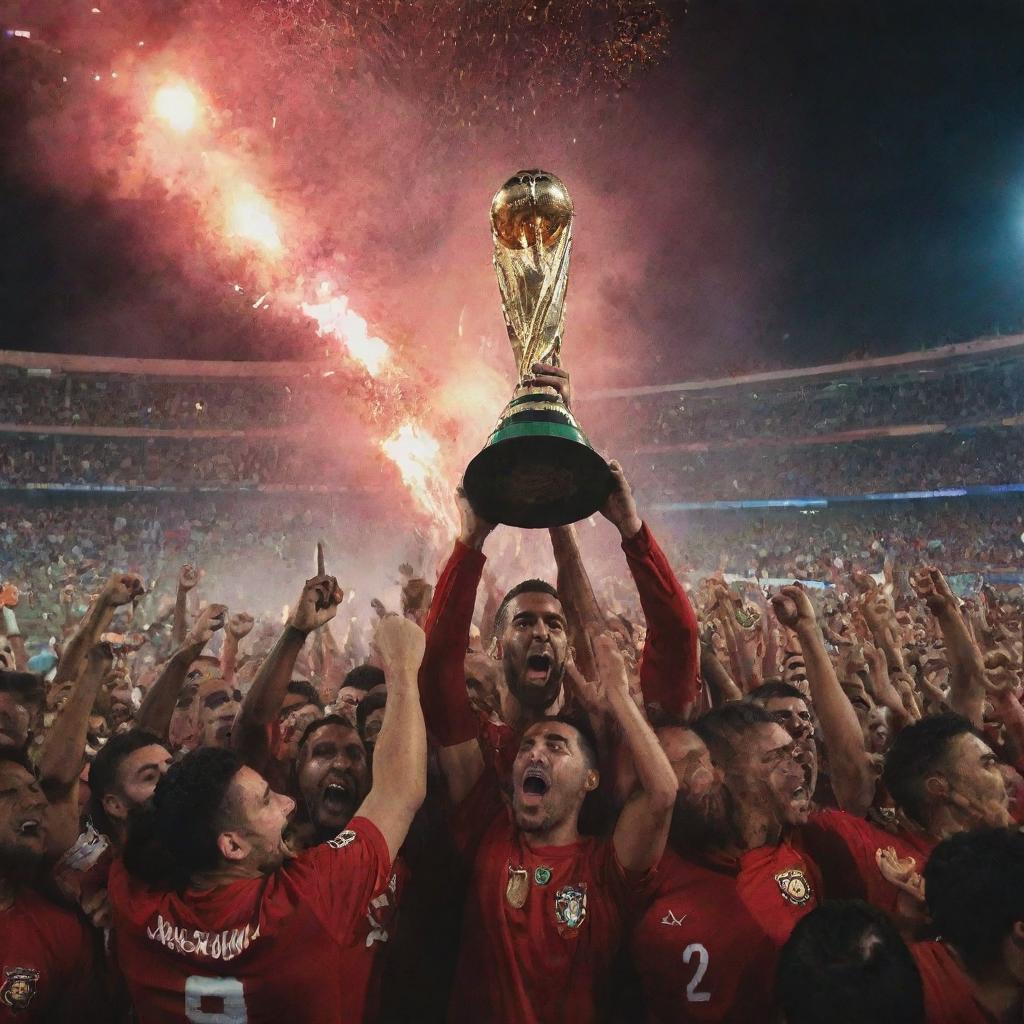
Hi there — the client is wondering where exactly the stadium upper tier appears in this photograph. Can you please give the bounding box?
[591,332,1024,449]
[3,336,1024,502]
[4,332,1024,442]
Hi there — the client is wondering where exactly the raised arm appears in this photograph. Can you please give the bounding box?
[136,604,226,741]
[53,572,144,688]
[38,642,112,800]
[233,574,342,769]
[603,634,677,872]
[220,613,253,685]
[772,585,876,816]
[171,564,201,647]
[912,567,986,728]
[422,487,491,806]
[606,461,701,716]
[549,524,602,683]
[353,616,428,860]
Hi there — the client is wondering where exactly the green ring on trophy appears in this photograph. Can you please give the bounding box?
[464,169,612,529]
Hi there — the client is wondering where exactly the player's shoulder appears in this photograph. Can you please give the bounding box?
[8,887,91,959]
[292,816,390,872]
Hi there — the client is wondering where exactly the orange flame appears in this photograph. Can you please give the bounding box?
[301,288,391,377]
[380,422,456,531]
[152,83,200,133]
[227,185,282,253]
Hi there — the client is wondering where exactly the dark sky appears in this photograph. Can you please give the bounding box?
[4,0,1024,376]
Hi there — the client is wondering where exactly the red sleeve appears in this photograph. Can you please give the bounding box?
[622,522,701,715]
[419,540,486,746]
[302,816,394,944]
[799,809,901,912]
[448,768,506,862]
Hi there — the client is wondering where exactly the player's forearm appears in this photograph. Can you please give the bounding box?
[243,625,306,725]
[607,686,676,811]
[136,645,197,740]
[795,620,874,815]
[419,541,484,744]
[550,525,601,682]
[366,667,427,817]
[38,654,107,795]
[624,524,701,712]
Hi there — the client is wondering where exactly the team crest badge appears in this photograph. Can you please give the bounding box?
[327,829,357,850]
[534,867,552,886]
[775,868,813,907]
[1,967,40,1011]
[554,884,588,931]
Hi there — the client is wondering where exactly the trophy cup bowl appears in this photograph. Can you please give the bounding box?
[463,170,612,529]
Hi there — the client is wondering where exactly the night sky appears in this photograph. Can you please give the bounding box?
[4,0,1024,378]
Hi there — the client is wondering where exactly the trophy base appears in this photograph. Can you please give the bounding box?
[464,389,612,528]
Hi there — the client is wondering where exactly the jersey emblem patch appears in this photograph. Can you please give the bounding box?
[327,829,357,850]
[534,866,552,886]
[660,910,686,926]
[554,884,587,930]
[1,966,40,1011]
[775,868,813,907]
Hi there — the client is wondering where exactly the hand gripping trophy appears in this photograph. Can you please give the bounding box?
[463,170,612,528]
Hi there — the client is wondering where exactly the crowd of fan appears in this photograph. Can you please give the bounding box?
[667,499,1024,582]
[3,365,1024,1024]
[0,435,357,490]
[615,355,1024,447]
[1,464,1023,1020]
[633,427,1024,502]
[0,370,295,429]
[6,425,1024,505]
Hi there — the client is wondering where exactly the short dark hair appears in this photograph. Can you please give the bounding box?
[356,690,387,740]
[88,729,165,837]
[494,579,561,638]
[297,713,363,752]
[925,827,1024,974]
[342,665,385,692]
[123,747,240,890]
[692,702,774,767]
[527,712,599,771]
[0,670,43,709]
[284,679,323,712]
[882,713,977,826]
[748,681,807,704]
[778,900,924,1024]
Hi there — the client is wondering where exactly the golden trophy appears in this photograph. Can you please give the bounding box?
[463,170,612,528]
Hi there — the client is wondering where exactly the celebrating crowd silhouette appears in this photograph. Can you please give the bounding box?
[1,365,1023,1023]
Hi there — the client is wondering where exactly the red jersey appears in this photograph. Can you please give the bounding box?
[631,843,819,1022]
[797,808,936,913]
[911,941,993,1024]
[108,816,399,1024]
[449,774,650,1024]
[0,886,102,1022]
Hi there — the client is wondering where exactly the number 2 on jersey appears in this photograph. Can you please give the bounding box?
[185,976,247,1023]
[682,943,710,1003]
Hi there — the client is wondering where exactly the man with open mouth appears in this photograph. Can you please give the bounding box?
[631,701,828,1022]
[420,365,700,783]
[438,633,677,1024]
[108,614,428,1024]
[0,750,104,1020]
